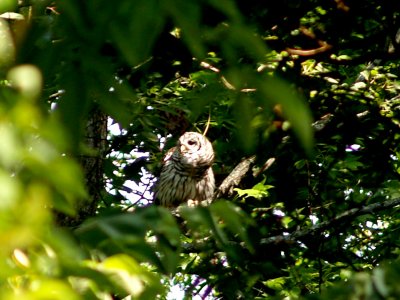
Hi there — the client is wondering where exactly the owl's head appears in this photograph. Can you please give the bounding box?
[176,132,214,167]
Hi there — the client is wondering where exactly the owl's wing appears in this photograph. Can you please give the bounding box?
[152,146,176,206]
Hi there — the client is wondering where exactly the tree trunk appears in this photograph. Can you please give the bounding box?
[56,106,108,227]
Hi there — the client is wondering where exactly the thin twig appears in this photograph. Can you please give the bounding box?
[203,112,211,136]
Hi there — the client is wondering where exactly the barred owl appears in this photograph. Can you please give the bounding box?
[154,132,215,207]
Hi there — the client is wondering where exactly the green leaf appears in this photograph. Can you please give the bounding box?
[0,19,15,74]
[110,0,165,66]
[265,277,286,290]
[207,0,242,21]
[7,65,42,101]
[257,75,314,155]
[233,93,257,153]
[97,254,163,298]
[0,0,17,14]
[179,205,229,247]
[210,201,255,253]
[165,0,205,59]
[56,63,90,152]
[7,279,81,300]
[138,206,181,274]
[76,208,181,274]
[76,213,148,247]
[235,178,273,199]
[0,123,22,169]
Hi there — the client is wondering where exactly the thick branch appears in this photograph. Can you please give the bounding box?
[214,155,256,198]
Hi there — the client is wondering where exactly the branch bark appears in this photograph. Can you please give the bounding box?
[79,106,108,219]
[56,106,108,226]
[214,155,256,198]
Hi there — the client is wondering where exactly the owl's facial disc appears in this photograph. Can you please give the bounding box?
[179,137,200,154]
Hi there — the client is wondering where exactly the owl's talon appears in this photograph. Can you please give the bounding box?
[187,199,200,207]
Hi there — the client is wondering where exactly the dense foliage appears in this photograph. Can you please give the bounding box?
[1,0,400,299]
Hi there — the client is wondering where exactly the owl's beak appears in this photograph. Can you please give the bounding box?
[180,144,188,153]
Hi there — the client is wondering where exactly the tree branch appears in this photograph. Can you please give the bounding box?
[214,155,256,198]
[213,113,335,199]
[180,197,400,254]
[260,197,400,246]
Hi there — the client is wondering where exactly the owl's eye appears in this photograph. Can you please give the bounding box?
[187,140,197,146]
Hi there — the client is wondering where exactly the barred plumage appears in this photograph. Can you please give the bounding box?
[154,132,215,207]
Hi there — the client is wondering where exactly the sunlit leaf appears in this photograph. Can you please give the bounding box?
[7,65,42,101]
[265,277,286,290]
[0,124,21,169]
[0,0,17,14]
[0,18,15,73]
[96,254,163,298]
[234,178,273,200]
[3,279,81,300]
